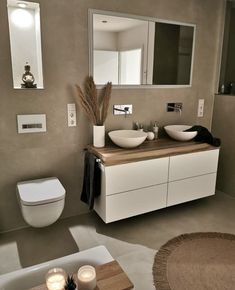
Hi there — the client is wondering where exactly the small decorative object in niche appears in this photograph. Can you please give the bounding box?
[21,62,37,88]
[75,77,112,148]
[7,0,44,89]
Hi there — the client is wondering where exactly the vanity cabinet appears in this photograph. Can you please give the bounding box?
[91,141,219,223]
[104,158,168,195]
[167,150,219,206]
[96,158,168,223]
[105,184,168,223]
[167,174,217,207]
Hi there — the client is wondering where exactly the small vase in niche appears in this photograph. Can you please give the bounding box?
[21,62,37,88]
[93,125,105,148]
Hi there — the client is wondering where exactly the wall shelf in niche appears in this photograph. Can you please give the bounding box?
[7,0,44,89]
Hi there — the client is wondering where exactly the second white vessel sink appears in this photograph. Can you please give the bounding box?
[108,130,147,148]
[164,125,197,141]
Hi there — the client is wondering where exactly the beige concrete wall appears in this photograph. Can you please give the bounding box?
[212,94,235,196]
[0,0,224,232]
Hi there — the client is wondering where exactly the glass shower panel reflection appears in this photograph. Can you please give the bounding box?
[94,50,119,85]
[119,49,142,85]
[152,22,194,85]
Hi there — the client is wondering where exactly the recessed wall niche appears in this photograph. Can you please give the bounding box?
[7,0,44,89]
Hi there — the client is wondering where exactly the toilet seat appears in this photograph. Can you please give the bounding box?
[17,177,66,206]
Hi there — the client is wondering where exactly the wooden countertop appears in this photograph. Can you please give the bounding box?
[87,138,218,166]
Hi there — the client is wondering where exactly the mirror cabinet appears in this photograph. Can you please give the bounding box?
[89,10,196,87]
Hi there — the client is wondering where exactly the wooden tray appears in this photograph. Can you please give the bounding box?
[29,261,134,290]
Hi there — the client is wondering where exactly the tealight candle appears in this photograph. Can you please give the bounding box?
[77,265,96,290]
[46,268,66,290]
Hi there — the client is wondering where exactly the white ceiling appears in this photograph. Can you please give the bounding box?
[93,14,147,32]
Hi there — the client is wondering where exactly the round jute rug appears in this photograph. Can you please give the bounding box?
[153,232,235,290]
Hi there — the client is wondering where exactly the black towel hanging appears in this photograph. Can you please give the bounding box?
[80,151,101,210]
[184,125,221,147]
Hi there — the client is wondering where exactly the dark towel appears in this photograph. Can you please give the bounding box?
[81,151,101,210]
[184,125,221,147]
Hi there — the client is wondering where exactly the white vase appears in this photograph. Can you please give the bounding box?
[93,125,105,148]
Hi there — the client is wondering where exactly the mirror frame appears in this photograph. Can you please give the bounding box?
[88,9,196,89]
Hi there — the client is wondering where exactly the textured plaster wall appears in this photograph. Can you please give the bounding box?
[0,0,224,232]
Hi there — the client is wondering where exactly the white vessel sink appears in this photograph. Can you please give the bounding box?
[164,125,197,141]
[108,130,147,148]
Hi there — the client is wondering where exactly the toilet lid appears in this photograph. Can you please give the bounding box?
[17,177,66,206]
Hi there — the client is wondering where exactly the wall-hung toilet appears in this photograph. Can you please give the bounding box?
[17,177,66,228]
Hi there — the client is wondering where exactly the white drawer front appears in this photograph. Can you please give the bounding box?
[169,149,219,181]
[105,157,169,195]
[167,173,217,207]
[106,184,167,222]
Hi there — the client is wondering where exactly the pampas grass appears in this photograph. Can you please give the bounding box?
[75,76,112,125]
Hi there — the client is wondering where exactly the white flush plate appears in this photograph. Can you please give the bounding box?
[17,114,46,134]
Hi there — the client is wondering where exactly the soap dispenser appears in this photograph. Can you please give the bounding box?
[153,122,159,139]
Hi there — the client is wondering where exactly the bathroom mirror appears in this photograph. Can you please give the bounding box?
[89,10,196,88]
[7,0,44,89]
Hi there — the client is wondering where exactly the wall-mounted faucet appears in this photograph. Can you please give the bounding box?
[113,104,133,117]
[167,103,183,115]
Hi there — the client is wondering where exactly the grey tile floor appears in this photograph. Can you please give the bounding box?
[0,191,235,289]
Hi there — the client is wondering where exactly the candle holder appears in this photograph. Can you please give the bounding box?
[64,275,77,290]
[46,268,67,290]
[77,265,96,290]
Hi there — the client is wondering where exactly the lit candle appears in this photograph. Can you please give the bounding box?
[46,268,66,290]
[77,265,96,290]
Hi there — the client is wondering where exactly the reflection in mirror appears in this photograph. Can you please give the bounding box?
[91,11,195,87]
[7,0,43,89]
[152,22,194,85]
[93,14,148,85]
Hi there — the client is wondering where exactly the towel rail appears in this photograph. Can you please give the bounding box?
[83,148,101,163]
